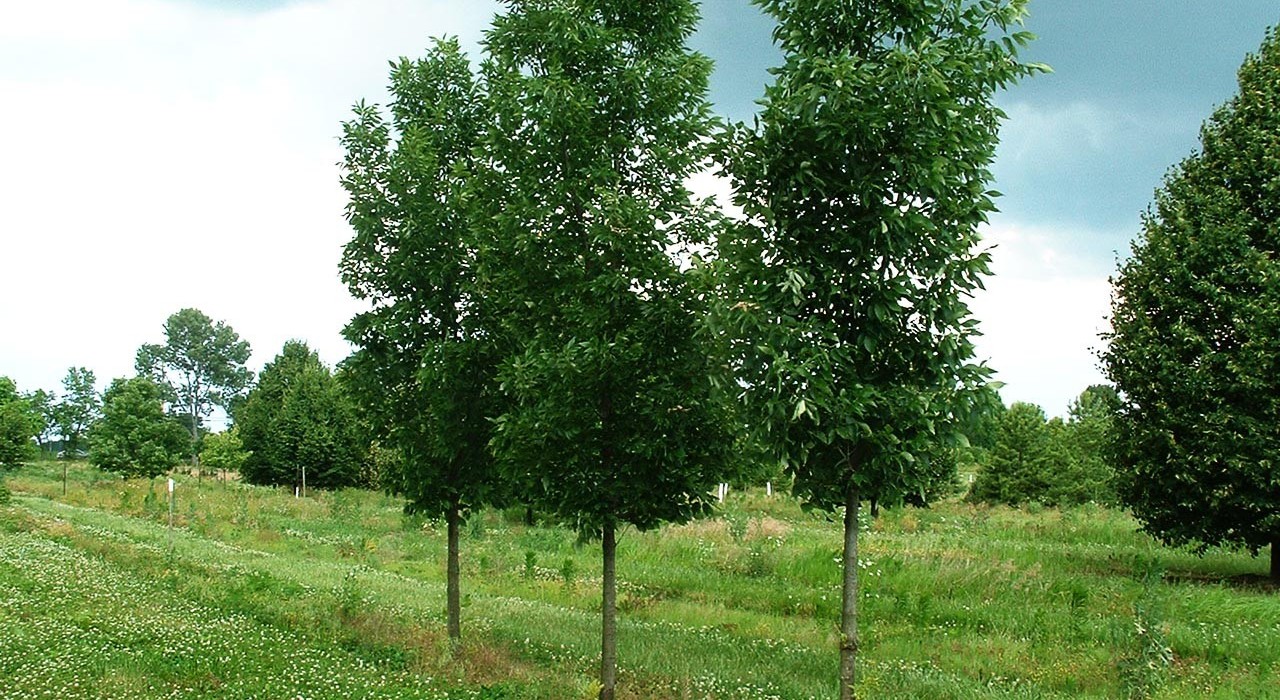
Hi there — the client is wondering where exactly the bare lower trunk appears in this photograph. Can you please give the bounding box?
[63,462,68,497]
[447,506,462,644]
[840,487,860,700]
[600,520,617,700]
[1271,537,1278,583]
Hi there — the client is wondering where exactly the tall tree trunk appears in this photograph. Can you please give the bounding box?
[446,505,462,645]
[840,487,860,700]
[1271,536,1279,583]
[600,519,618,700]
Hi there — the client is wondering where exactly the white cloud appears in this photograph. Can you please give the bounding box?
[999,100,1121,165]
[969,220,1116,417]
[0,0,498,399]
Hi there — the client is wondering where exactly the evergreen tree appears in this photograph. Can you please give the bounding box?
[969,402,1057,506]
[237,341,364,490]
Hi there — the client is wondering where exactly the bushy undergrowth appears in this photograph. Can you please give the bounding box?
[3,461,1277,699]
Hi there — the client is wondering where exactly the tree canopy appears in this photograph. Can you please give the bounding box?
[90,377,189,480]
[136,308,252,465]
[0,377,39,470]
[55,367,99,458]
[1104,27,1280,580]
[237,340,365,490]
[27,389,56,457]
[200,427,247,478]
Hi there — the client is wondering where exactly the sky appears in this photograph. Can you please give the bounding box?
[1,0,1277,422]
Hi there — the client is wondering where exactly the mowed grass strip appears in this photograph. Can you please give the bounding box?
[4,462,1280,699]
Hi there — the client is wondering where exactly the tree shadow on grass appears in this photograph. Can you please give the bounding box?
[1162,570,1278,593]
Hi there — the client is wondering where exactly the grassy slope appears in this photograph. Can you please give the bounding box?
[1,461,1277,699]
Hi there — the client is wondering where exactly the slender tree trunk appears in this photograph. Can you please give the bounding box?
[600,519,618,700]
[62,462,68,497]
[1271,536,1279,583]
[840,487,860,700]
[446,505,462,645]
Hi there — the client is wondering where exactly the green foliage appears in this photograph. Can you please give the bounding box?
[237,341,365,489]
[969,393,1116,508]
[136,308,253,457]
[969,402,1058,506]
[0,377,39,469]
[200,426,247,476]
[1116,567,1173,700]
[89,377,188,479]
[481,0,734,537]
[26,388,56,456]
[1055,384,1120,506]
[1103,28,1280,558]
[54,367,99,458]
[716,0,1042,513]
[339,37,504,521]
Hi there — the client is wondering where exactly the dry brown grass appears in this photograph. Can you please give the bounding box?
[744,516,790,541]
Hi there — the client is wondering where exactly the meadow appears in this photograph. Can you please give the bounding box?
[1,462,1277,699]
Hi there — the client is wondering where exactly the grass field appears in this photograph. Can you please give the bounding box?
[1,461,1277,699]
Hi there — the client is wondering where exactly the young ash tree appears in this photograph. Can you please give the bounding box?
[1104,28,1280,582]
[28,389,56,458]
[339,37,504,645]
[136,308,252,474]
[480,2,734,697]
[200,426,247,479]
[717,1,1040,696]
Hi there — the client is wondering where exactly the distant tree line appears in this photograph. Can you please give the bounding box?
[0,309,374,490]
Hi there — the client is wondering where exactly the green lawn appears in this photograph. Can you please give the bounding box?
[1,462,1277,699]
